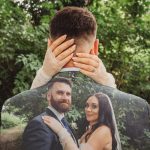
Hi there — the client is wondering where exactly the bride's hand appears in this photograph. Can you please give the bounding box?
[42,116,64,134]
[42,35,76,77]
[72,53,116,88]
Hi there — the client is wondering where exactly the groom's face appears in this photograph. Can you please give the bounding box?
[48,82,72,113]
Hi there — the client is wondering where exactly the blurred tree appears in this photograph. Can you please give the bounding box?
[88,0,150,101]
[1,0,149,148]
[0,0,47,107]
[0,0,149,108]
[15,0,92,26]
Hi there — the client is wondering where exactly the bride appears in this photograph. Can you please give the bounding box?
[42,92,122,150]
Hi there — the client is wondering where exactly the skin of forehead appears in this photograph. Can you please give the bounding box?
[87,96,98,105]
[51,82,71,93]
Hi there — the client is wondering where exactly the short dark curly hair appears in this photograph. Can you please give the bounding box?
[49,6,97,41]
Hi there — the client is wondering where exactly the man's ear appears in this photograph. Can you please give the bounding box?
[90,39,99,55]
[47,90,51,104]
[47,38,52,47]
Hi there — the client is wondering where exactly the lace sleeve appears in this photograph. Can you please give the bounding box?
[106,73,117,88]
[58,129,94,150]
[30,68,52,89]
[80,143,94,150]
[57,128,79,150]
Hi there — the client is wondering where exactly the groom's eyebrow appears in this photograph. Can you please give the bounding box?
[56,90,71,95]
[56,90,64,94]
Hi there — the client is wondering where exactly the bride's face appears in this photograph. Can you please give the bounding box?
[85,96,99,125]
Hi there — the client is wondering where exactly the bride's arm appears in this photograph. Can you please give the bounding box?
[31,37,116,89]
[31,56,116,89]
[72,53,116,88]
[42,116,95,150]
[42,116,79,150]
[31,35,75,89]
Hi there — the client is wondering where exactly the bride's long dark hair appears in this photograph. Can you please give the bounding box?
[82,93,117,150]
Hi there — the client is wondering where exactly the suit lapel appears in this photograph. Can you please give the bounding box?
[45,108,79,147]
[45,108,61,122]
[63,119,79,147]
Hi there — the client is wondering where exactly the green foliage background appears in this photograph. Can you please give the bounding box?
[0,0,150,108]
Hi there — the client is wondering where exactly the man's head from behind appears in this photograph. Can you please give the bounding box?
[49,7,98,54]
[47,77,72,113]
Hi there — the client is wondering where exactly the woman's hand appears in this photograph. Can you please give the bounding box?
[31,35,116,89]
[42,116,64,134]
[42,116,94,150]
[42,35,76,77]
[72,53,116,88]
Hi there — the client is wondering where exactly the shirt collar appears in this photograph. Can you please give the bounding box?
[60,67,80,72]
[48,106,64,121]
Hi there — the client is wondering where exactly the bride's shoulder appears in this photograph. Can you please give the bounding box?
[87,125,112,150]
[80,143,93,150]
[96,125,111,133]
[90,125,112,141]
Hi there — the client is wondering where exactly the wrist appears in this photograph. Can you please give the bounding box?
[40,67,52,80]
[96,72,109,85]
[96,73,113,86]
[41,66,54,78]
[57,128,71,141]
[97,72,117,88]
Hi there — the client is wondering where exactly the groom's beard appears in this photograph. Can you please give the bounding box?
[51,95,71,113]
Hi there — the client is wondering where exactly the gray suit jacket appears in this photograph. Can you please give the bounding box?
[22,108,77,150]
[3,71,150,150]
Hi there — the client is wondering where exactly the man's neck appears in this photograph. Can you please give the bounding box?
[48,106,64,120]
[63,60,75,68]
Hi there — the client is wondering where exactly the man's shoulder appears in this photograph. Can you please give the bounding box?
[28,112,46,125]
[56,71,147,102]
[23,112,57,140]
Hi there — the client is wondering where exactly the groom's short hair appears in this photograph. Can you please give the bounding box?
[49,7,97,41]
[47,77,72,90]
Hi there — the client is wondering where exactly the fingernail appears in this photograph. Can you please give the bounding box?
[63,34,67,38]
[72,57,77,60]
[72,45,76,49]
[70,39,74,43]
[76,53,81,56]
